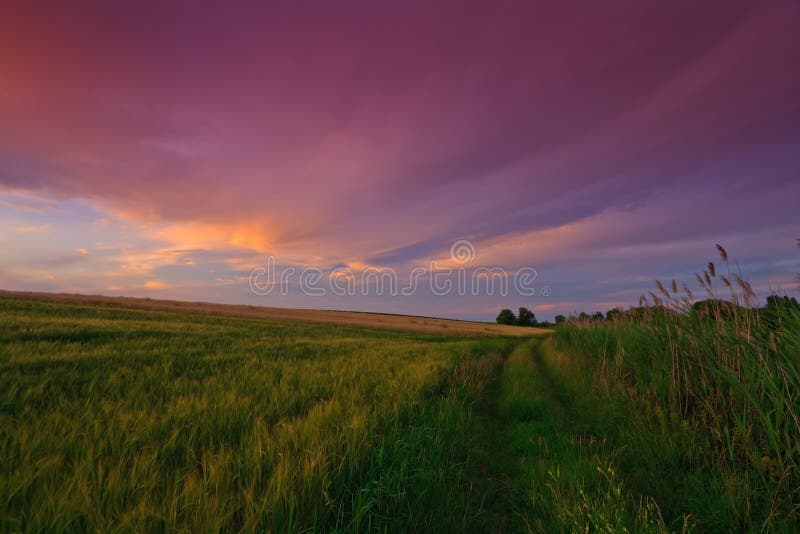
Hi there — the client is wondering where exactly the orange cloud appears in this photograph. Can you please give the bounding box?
[153,220,273,253]
[15,224,50,233]
[143,280,167,290]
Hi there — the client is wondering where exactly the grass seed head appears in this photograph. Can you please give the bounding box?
[716,243,728,262]
[695,273,706,289]
[656,280,670,299]
[683,283,693,300]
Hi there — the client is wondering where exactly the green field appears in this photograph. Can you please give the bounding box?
[2,293,799,531]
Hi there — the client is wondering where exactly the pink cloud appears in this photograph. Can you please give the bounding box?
[1,2,798,318]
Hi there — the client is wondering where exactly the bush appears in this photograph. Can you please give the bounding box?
[496,308,516,325]
[517,307,536,327]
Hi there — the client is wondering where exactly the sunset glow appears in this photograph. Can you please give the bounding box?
[1,1,798,319]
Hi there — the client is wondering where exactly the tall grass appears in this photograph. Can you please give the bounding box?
[548,247,800,530]
[0,296,514,531]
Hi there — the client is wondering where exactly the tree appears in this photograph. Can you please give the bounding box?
[763,294,800,330]
[496,308,517,325]
[517,307,537,327]
[591,311,604,322]
[765,294,799,311]
[606,308,623,321]
[692,299,740,320]
[554,314,566,325]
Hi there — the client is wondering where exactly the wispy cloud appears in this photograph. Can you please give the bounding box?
[0,2,798,318]
[2,198,58,213]
[15,224,50,233]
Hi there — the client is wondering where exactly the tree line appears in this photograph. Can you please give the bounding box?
[495,307,552,327]
[496,295,799,329]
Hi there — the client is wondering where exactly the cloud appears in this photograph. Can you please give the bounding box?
[2,198,57,213]
[15,224,50,233]
[143,280,167,290]
[0,2,798,318]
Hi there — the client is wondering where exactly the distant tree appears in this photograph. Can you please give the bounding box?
[765,294,800,311]
[591,311,604,322]
[517,307,537,327]
[537,320,553,328]
[554,314,566,325]
[763,294,800,330]
[578,312,589,322]
[606,308,623,321]
[692,299,740,321]
[496,308,517,325]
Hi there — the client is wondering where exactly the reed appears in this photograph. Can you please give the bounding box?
[549,247,800,529]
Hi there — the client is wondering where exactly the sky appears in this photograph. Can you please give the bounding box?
[1,1,799,321]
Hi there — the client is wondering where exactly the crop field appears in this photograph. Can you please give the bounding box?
[0,294,533,531]
[2,290,799,532]
[0,291,547,337]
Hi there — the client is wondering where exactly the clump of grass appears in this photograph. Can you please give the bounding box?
[545,464,666,534]
[550,246,800,529]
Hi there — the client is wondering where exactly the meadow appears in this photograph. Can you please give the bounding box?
[2,276,799,532]
[0,295,525,531]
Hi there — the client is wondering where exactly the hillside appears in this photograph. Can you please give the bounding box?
[0,290,550,336]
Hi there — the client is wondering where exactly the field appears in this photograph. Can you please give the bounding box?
[2,290,799,531]
[0,291,547,337]
[0,294,541,531]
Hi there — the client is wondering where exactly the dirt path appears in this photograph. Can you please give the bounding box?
[460,338,667,532]
[460,344,525,532]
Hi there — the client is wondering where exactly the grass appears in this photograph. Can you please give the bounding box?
[497,340,667,533]
[3,269,798,531]
[545,250,800,531]
[0,295,517,531]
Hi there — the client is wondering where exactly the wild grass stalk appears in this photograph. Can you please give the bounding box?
[550,247,800,529]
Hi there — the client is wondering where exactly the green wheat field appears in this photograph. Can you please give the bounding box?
[2,270,799,532]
